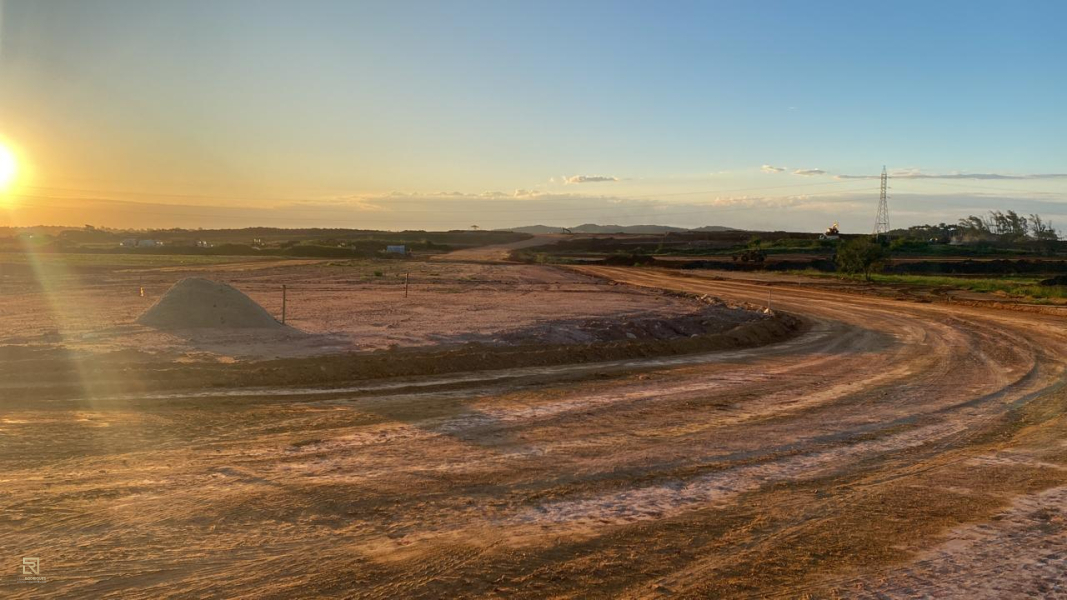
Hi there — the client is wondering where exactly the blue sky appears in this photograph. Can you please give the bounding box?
[0,0,1064,231]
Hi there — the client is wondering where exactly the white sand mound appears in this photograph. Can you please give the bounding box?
[138,278,284,330]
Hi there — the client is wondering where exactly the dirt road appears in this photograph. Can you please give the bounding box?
[3,266,1067,598]
[430,235,562,262]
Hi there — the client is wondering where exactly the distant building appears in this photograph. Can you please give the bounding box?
[137,239,162,248]
[196,240,213,248]
[120,239,138,247]
[385,245,407,254]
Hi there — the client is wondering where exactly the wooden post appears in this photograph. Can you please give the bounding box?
[282,284,287,324]
[404,272,409,298]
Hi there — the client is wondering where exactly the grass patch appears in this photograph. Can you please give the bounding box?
[790,269,1067,301]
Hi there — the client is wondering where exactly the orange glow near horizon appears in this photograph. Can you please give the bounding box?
[0,143,18,194]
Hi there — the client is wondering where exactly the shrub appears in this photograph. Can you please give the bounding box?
[836,237,888,281]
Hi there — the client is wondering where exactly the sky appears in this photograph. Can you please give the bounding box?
[0,0,1064,232]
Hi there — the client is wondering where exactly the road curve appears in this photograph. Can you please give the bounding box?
[3,267,1067,598]
[575,266,1067,597]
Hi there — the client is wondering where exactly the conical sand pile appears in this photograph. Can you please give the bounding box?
[138,278,283,330]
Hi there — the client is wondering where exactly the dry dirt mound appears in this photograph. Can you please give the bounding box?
[138,278,283,330]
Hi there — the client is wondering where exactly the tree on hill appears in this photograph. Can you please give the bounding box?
[836,236,888,281]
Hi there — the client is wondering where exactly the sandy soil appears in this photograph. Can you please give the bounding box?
[847,466,1067,598]
[2,259,1067,598]
[0,252,744,359]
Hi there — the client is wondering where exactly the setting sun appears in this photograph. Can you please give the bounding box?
[0,144,17,192]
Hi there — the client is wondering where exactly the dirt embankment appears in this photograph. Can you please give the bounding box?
[231,310,801,389]
[0,309,803,397]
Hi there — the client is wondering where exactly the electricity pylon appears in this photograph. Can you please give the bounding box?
[873,166,890,237]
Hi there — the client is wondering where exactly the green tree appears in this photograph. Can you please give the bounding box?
[836,237,888,281]
[1028,213,1059,241]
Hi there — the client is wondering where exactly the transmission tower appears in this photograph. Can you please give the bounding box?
[873,166,890,237]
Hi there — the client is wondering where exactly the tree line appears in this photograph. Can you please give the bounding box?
[898,211,1058,243]
[955,210,1057,242]
[838,210,1062,280]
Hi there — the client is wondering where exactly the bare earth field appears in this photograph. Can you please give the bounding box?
[3,247,1067,598]
[0,252,749,359]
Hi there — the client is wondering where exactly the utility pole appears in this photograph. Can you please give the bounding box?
[874,166,890,238]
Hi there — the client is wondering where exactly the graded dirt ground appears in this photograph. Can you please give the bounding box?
[0,252,741,359]
[2,249,1067,598]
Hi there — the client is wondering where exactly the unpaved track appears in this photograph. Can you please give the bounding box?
[430,235,562,262]
[3,266,1067,598]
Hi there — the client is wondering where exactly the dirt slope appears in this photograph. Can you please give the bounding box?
[137,278,284,329]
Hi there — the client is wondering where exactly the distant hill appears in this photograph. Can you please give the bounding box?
[690,225,736,232]
[504,225,570,234]
[502,224,736,234]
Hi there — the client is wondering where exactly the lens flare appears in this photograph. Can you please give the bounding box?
[0,144,17,192]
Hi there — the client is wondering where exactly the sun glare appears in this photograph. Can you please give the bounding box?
[0,144,17,192]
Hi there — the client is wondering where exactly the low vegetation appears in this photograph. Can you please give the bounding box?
[796,270,1067,301]
[888,211,1061,256]
[835,237,888,281]
[0,226,530,257]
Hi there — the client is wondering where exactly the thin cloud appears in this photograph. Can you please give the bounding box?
[793,168,827,176]
[836,170,1067,180]
[565,175,619,184]
[761,165,786,173]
